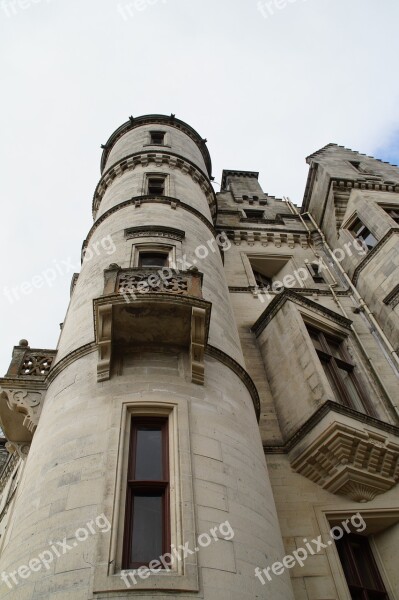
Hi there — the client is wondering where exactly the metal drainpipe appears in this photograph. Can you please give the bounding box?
[284,198,338,285]
[283,198,399,416]
[286,198,399,384]
[303,210,399,372]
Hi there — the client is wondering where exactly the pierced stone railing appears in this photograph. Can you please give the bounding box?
[19,353,54,376]
[103,266,203,299]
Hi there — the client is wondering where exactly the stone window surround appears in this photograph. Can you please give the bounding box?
[144,129,171,149]
[299,308,384,419]
[342,211,378,250]
[315,507,399,600]
[93,398,199,594]
[241,252,294,288]
[142,172,171,197]
[130,241,178,269]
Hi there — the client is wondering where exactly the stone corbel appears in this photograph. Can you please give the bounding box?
[0,389,43,433]
[6,441,30,460]
[96,304,113,382]
[191,307,207,385]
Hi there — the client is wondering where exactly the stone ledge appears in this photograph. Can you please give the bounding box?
[289,415,399,502]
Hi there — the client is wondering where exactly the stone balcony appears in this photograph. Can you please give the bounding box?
[94,265,212,384]
[0,342,57,452]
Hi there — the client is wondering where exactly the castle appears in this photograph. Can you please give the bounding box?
[0,114,398,599]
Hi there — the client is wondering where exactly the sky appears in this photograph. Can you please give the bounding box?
[0,0,399,374]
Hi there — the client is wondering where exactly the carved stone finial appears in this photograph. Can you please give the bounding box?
[19,340,29,348]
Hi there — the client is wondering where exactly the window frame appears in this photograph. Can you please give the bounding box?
[243,208,265,220]
[122,417,170,570]
[138,252,169,268]
[147,175,166,196]
[93,399,199,594]
[149,131,166,146]
[131,243,174,268]
[307,262,325,284]
[335,533,389,599]
[348,217,378,252]
[306,325,376,416]
[380,204,399,225]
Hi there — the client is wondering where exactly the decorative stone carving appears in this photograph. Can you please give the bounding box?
[125,226,185,242]
[103,267,203,299]
[6,441,30,460]
[118,271,189,296]
[0,389,43,434]
[291,422,399,502]
[20,354,54,376]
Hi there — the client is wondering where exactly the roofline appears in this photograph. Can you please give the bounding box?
[221,170,259,190]
[306,142,399,168]
[100,114,212,176]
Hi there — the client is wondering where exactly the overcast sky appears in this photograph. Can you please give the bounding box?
[1,0,398,374]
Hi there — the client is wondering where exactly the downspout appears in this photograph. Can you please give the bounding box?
[285,198,399,416]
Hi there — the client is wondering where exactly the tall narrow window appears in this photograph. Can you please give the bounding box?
[306,326,375,416]
[349,218,377,252]
[123,418,169,569]
[147,176,166,196]
[150,131,165,145]
[336,534,389,600]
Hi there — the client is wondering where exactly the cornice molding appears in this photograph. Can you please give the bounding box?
[100,114,212,176]
[124,225,185,242]
[223,228,309,248]
[251,289,352,337]
[206,345,260,420]
[94,150,216,218]
[83,196,216,257]
[263,400,399,454]
[229,286,350,297]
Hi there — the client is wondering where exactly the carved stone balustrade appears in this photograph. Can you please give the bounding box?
[103,265,203,298]
[0,341,56,447]
[94,266,211,383]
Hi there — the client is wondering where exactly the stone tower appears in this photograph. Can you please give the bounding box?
[2,120,399,600]
[0,115,294,599]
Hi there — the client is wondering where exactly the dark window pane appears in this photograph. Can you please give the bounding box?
[349,218,377,251]
[253,270,271,288]
[139,253,168,268]
[150,131,165,145]
[244,209,264,219]
[336,535,389,599]
[135,427,163,480]
[148,178,165,195]
[321,359,344,403]
[336,366,365,412]
[131,494,163,564]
